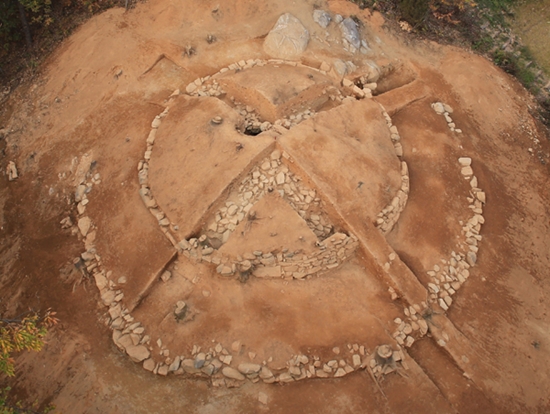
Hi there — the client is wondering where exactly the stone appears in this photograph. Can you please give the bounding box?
[418,319,429,335]
[143,358,155,371]
[339,18,361,50]
[263,13,310,60]
[278,372,294,383]
[253,266,281,278]
[78,217,92,237]
[461,166,474,177]
[238,362,261,374]
[231,340,242,353]
[116,334,133,350]
[352,354,361,367]
[377,345,393,359]
[313,9,331,28]
[186,83,197,94]
[101,289,116,306]
[458,157,472,167]
[320,61,331,72]
[161,270,171,282]
[168,356,181,372]
[444,104,454,113]
[466,251,477,266]
[94,273,108,290]
[258,392,268,405]
[276,172,285,185]
[333,60,348,77]
[194,353,206,369]
[158,365,169,376]
[126,345,150,362]
[6,161,18,181]
[151,117,161,129]
[476,191,486,204]
[432,102,445,114]
[222,366,245,381]
[259,366,274,379]
[334,367,346,377]
[439,298,449,311]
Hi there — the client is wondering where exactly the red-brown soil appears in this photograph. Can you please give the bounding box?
[1,0,549,413]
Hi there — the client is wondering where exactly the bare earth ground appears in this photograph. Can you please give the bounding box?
[0,0,550,413]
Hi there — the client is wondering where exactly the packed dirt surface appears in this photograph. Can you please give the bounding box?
[1,0,550,413]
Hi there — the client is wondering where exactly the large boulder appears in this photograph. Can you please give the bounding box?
[340,18,361,50]
[263,13,309,59]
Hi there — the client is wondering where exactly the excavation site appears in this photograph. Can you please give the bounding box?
[1,0,549,412]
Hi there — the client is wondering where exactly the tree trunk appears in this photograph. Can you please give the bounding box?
[16,0,32,49]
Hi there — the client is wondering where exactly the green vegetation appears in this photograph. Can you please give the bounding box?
[0,310,58,413]
[0,309,58,377]
[1,387,55,413]
[351,0,550,125]
[0,0,119,85]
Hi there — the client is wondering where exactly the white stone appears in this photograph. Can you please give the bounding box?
[78,217,91,236]
[263,14,310,59]
[458,157,472,167]
[313,10,331,28]
[432,102,445,114]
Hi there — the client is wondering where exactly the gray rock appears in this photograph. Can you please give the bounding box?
[334,14,343,23]
[313,10,331,28]
[466,251,477,266]
[201,363,216,376]
[169,356,181,372]
[340,18,361,50]
[194,352,206,369]
[333,59,348,76]
[263,13,310,59]
[75,185,86,202]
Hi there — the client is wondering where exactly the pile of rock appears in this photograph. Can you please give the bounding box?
[185,76,226,97]
[373,106,410,234]
[376,161,410,234]
[312,10,370,55]
[369,345,408,378]
[67,161,153,367]
[426,157,485,311]
[391,308,429,348]
[342,77,375,99]
[204,150,334,243]
[178,231,358,280]
[431,102,462,134]
[136,105,180,248]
